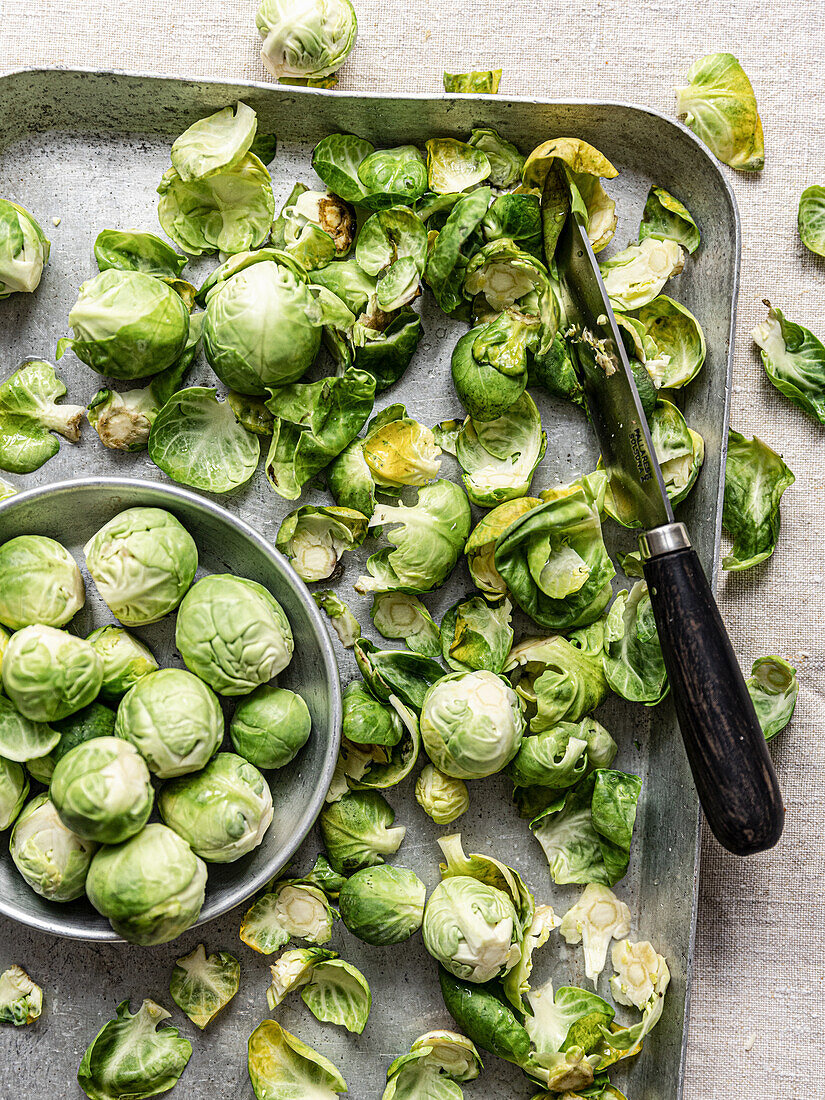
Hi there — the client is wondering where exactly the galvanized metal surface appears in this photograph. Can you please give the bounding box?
[0,69,740,1100]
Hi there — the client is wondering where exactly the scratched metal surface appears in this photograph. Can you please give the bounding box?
[0,69,739,1100]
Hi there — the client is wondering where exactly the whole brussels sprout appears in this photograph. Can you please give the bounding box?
[50,737,154,844]
[229,685,311,769]
[338,864,426,945]
[175,574,294,695]
[420,671,525,780]
[10,793,97,902]
[158,752,274,863]
[0,535,84,630]
[84,507,198,626]
[256,0,358,82]
[0,200,50,298]
[423,875,522,983]
[86,625,159,701]
[203,260,321,395]
[115,668,223,778]
[2,626,103,723]
[63,269,190,379]
[85,823,207,945]
[415,764,469,825]
[0,755,29,830]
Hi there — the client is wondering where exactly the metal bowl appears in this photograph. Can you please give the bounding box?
[0,477,342,941]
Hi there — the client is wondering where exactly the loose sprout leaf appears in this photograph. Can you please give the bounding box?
[301,958,372,1033]
[148,386,260,493]
[505,627,609,732]
[371,593,441,657]
[0,965,42,1026]
[425,187,492,314]
[0,756,29,831]
[0,360,83,474]
[358,146,429,209]
[0,199,50,298]
[353,640,445,711]
[0,476,16,501]
[602,583,668,705]
[302,854,348,899]
[639,187,700,254]
[599,238,685,312]
[94,229,188,278]
[362,415,442,488]
[257,0,358,82]
[171,102,257,181]
[675,52,764,171]
[438,967,531,1066]
[506,717,617,794]
[247,1020,347,1100]
[311,133,375,203]
[798,185,825,257]
[425,139,491,196]
[631,294,706,389]
[442,70,502,94]
[314,591,362,647]
[469,128,523,189]
[455,392,547,508]
[169,944,240,1029]
[747,656,799,741]
[240,882,335,954]
[522,137,618,192]
[267,946,338,1009]
[440,596,513,674]
[501,904,560,1013]
[722,428,795,571]
[524,979,614,1068]
[752,303,825,424]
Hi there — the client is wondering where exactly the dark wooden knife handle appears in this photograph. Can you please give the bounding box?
[643,545,784,855]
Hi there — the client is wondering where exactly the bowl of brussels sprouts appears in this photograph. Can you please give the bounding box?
[0,476,341,942]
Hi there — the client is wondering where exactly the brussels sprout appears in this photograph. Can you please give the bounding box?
[256,0,357,81]
[84,507,198,626]
[203,258,321,395]
[599,238,684,311]
[425,139,491,196]
[170,102,257,181]
[320,789,405,873]
[721,424,796,572]
[314,590,361,647]
[86,625,158,702]
[362,418,441,489]
[469,127,523,188]
[629,294,706,389]
[342,681,403,747]
[464,239,548,313]
[241,882,335,953]
[371,593,440,657]
[495,481,615,632]
[440,596,513,675]
[311,134,376,204]
[415,764,469,826]
[78,999,193,1100]
[455,392,546,508]
[276,505,367,582]
[531,769,642,886]
[559,883,631,985]
[798,185,825,257]
[157,152,275,256]
[437,832,534,933]
[148,386,260,493]
[675,53,764,171]
[639,186,700,254]
[115,668,223,778]
[752,303,825,424]
[51,737,153,844]
[2,627,102,724]
[299,958,371,1034]
[94,228,188,278]
[226,686,310,773]
[10,793,96,901]
[266,367,376,499]
[176,574,293,695]
[356,480,471,595]
[603,583,667,706]
[86,823,207,944]
[506,626,608,731]
[0,534,83,631]
[747,656,798,741]
[423,875,521,983]
[267,946,337,1008]
[439,967,531,1065]
[0,965,42,1026]
[507,717,617,793]
[0,200,50,297]
[0,359,83,475]
[426,187,492,314]
[169,944,240,1030]
[442,69,501,93]
[354,640,445,711]
[451,314,536,423]
[40,702,116,784]
[248,1020,347,1100]
[338,864,425,945]
[421,670,524,780]
[0,755,28,830]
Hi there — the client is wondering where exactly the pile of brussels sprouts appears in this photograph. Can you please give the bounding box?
[0,506,310,945]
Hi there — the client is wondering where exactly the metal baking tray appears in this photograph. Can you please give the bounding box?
[0,67,739,1099]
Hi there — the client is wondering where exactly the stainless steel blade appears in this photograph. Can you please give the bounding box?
[556,213,673,529]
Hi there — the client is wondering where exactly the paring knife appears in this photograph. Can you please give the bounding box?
[555,203,784,856]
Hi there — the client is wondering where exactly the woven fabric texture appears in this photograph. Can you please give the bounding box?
[2,1,822,1095]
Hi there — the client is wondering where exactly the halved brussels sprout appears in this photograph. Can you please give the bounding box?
[0,756,28,830]
[456,392,546,508]
[415,764,469,826]
[170,944,240,1030]
[0,965,42,1026]
[86,625,158,702]
[505,625,608,731]
[176,574,294,695]
[639,187,700,254]
[51,737,153,844]
[752,303,825,424]
[0,534,83,631]
[94,228,188,278]
[0,200,49,298]
[423,875,521,983]
[320,789,405,873]
[159,752,273,862]
[241,881,335,954]
[470,127,523,188]
[314,590,361,647]
[78,999,192,1100]
[86,823,207,945]
[443,70,501,93]
[507,717,617,792]
[425,187,492,314]
[599,239,684,311]
[300,958,372,1034]
[603,583,668,705]
[747,656,798,741]
[371,593,440,657]
[157,153,275,256]
[464,497,542,599]
[675,52,763,171]
[256,0,357,81]
[425,138,491,195]
[10,793,97,902]
[115,668,223,778]
[230,684,311,769]
[171,102,257,181]
[342,681,403,747]
[559,883,631,985]
[355,480,471,595]
[2,627,102,724]
[798,185,825,258]
[362,414,442,488]
[277,505,367,582]
[248,1021,347,1100]
[440,596,513,675]
[84,506,198,626]
[483,192,541,254]
[630,295,706,389]
[0,360,83,474]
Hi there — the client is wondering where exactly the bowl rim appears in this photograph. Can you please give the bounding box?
[0,476,342,942]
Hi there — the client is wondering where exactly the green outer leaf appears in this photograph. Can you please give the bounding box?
[311,133,375,203]
[631,294,706,389]
[799,185,825,257]
[370,593,441,657]
[602,583,668,706]
[439,595,513,674]
[469,128,524,188]
[354,640,444,712]
[675,52,764,171]
[747,656,798,741]
[300,958,372,1034]
[248,1020,347,1100]
[349,695,421,791]
[722,428,795,571]
[426,188,492,313]
[752,304,825,424]
[0,360,83,475]
[94,230,188,277]
[443,70,502,93]
[638,187,700,254]
[169,944,240,1029]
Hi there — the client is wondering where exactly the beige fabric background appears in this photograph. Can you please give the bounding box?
[2,1,822,1095]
